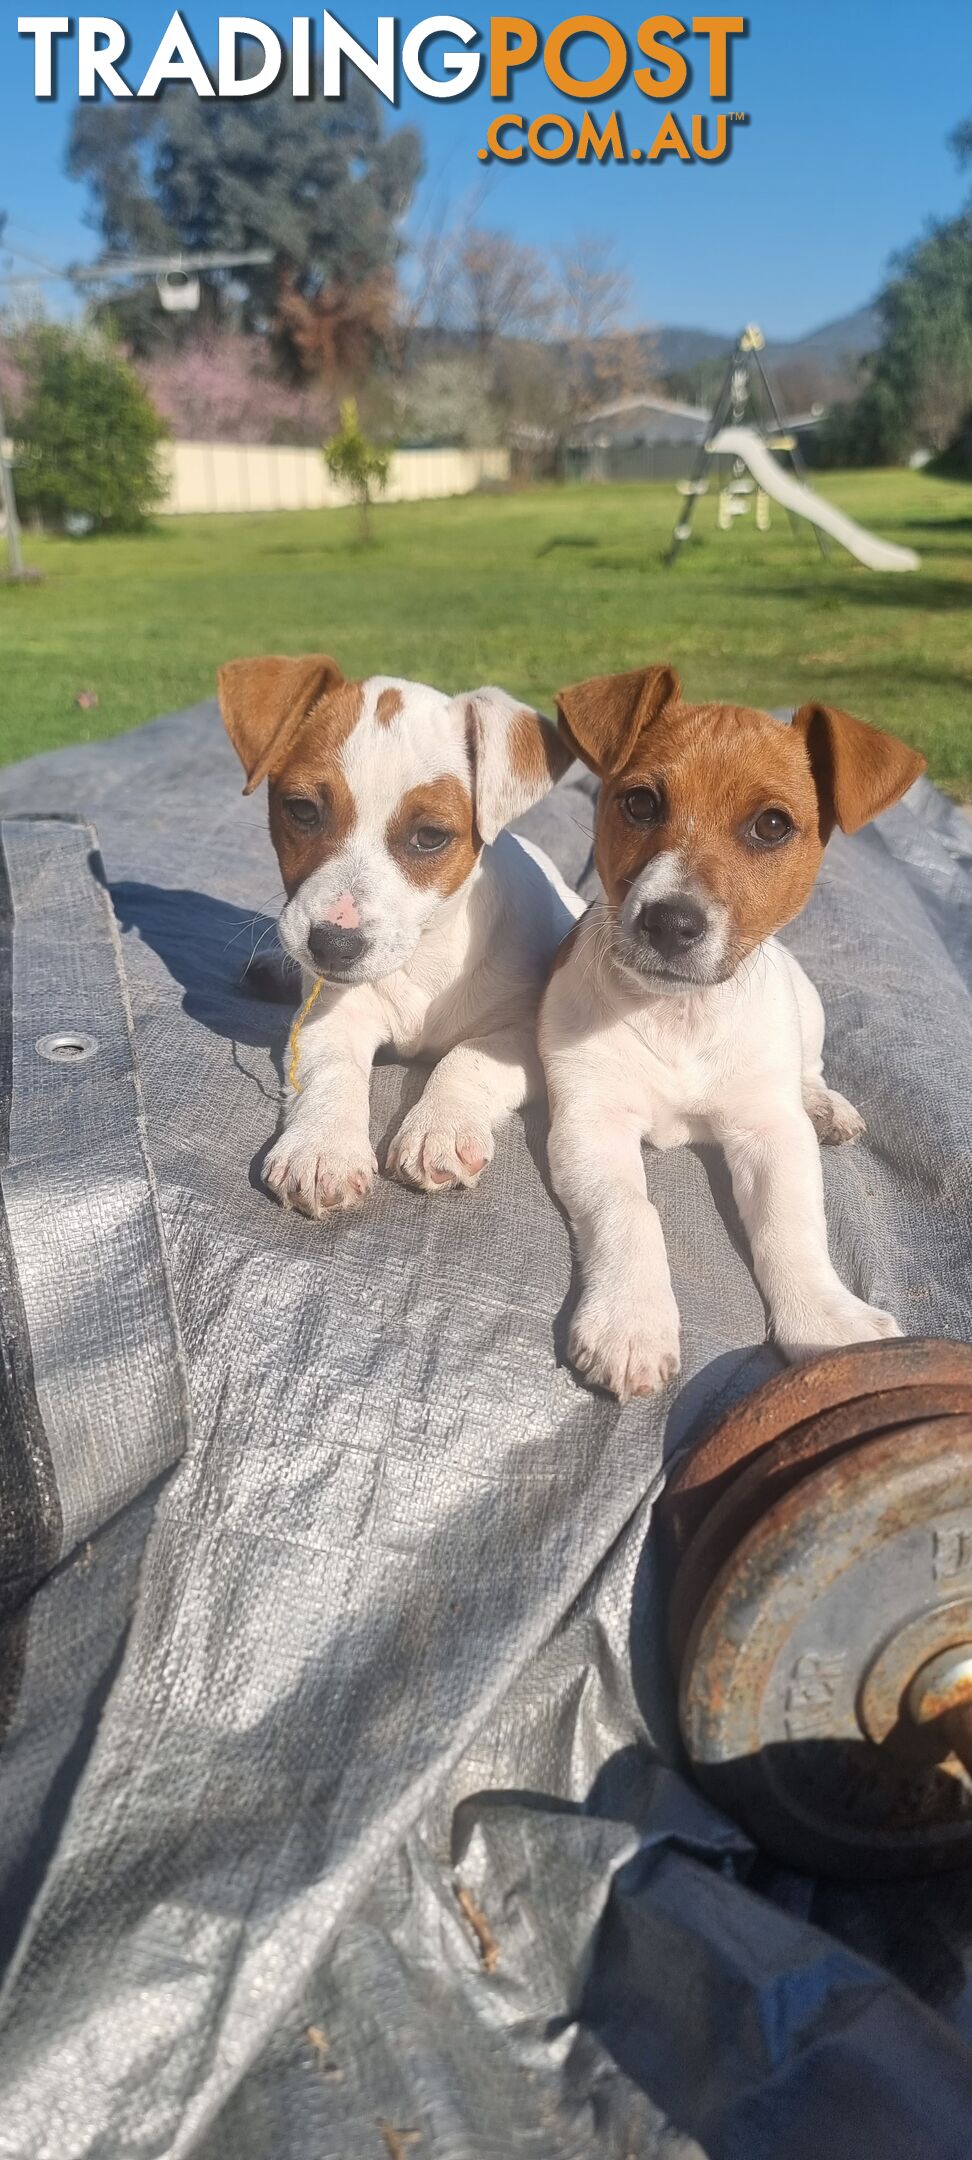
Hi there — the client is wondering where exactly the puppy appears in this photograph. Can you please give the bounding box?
[539,666,926,1400]
[219,654,581,1215]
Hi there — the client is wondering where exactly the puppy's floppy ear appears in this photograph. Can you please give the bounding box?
[556,665,681,777]
[218,653,344,795]
[792,702,926,838]
[459,687,573,845]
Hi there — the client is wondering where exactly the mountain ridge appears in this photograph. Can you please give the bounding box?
[653,306,881,378]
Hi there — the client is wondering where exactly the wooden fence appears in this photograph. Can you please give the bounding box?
[158,441,510,516]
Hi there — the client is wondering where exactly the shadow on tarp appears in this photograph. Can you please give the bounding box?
[111,878,549,1200]
[112,881,293,1039]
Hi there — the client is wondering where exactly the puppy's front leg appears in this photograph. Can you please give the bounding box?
[548,1105,681,1401]
[719,1109,901,1355]
[264,990,386,1218]
[387,1027,539,1193]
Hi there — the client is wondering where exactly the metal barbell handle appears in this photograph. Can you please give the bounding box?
[907,1648,972,1776]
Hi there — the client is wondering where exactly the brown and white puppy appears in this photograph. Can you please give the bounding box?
[539,666,926,1399]
[220,654,581,1215]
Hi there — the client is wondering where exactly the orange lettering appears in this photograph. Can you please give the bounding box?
[692,15,744,97]
[529,112,575,158]
[489,18,539,98]
[486,113,526,159]
[545,15,627,99]
[648,111,691,157]
[635,14,688,97]
[692,112,729,157]
[577,110,625,160]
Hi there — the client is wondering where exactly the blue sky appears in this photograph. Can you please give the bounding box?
[1,2,970,337]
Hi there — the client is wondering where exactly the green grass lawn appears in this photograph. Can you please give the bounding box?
[3,468,971,788]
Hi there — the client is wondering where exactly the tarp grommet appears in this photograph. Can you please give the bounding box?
[36,1030,99,1066]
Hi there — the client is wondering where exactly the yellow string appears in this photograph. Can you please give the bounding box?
[287,976,325,1093]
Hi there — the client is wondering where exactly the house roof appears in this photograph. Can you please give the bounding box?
[581,393,710,424]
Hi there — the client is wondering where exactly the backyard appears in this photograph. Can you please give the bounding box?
[2,468,971,789]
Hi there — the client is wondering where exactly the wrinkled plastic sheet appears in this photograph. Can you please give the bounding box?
[0,704,970,2159]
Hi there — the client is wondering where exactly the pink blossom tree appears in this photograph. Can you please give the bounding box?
[139,334,337,446]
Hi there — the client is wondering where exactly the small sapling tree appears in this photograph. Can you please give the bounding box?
[323,399,390,542]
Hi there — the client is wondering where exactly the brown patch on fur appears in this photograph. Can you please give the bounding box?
[375,685,403,727]
[557,666,681,777]
[464,692,573,845]
[267,679,364,897]
[592,693,923,966]
[509,706,573,794]
[792,702,925,838]
[386,774,479,893]
[218,654,344,794]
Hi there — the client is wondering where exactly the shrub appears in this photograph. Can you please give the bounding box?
[804,383,905,469]
[139,332,337,446]
[14,325,167,532]
[394,356,500,448]
[935,404,972,476]
[323,398,390,540]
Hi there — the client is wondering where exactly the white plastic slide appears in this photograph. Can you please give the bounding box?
[707,425,920,572]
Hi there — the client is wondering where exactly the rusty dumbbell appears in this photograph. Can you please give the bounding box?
[658,1338,972,1878]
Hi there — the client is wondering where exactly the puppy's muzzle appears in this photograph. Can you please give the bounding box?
[307,922,367,976]
[636,897,707,963]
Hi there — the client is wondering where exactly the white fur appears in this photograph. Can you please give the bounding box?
[266,678,582,1215]
[614,847,732,992]
[278,676,470,984]
[541,904,900,1401]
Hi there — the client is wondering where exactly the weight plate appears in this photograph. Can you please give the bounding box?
[668,1384,972,1674]
[660,1338,972,1563]
[860,1596,972,1755]
[679,1418,972,1877]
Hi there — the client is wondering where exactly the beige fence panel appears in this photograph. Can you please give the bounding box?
[159,442,509,516]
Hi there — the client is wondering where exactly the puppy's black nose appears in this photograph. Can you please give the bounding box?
[307,923,366,974]
[638,897,707,959]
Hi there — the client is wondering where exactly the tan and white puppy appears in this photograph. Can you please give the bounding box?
[219,653,580,1215]
[540,666,926,1400]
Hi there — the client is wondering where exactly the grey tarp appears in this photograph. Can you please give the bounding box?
[0,703,971,2159]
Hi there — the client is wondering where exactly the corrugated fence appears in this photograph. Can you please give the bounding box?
[158,441,510,516]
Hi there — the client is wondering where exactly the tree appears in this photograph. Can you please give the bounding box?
[323,398,390,540]
[394,356,500,448]
[407,222,656,467]
[452,229,553,354]
[811,114,972,468]
[67,67,422,375]
[813,211,972,466]
[14,325,167,531]
[489,339,568,476]
[139,331,336,445]
[552,237,657,450]
[938,401,972,476]
[949,114,972,169]
[275,267,396,384]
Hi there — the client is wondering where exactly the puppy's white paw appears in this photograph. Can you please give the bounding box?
[264,1125,377,1218]
[804,1084,866,1146]
[777,1288,902,1360]
[569,1291,681,1403]
[386,1103,494,1194]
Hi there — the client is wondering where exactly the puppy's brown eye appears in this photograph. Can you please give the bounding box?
[283,797,321,831]
[748,808,794,847]
[621,787,662,826]
[410,826,452,854]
